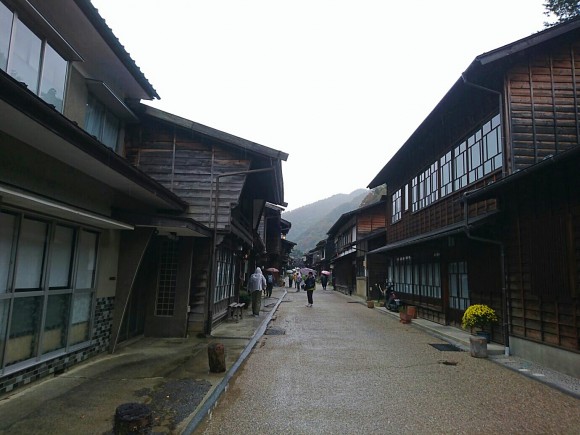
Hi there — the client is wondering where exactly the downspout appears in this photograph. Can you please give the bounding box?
[205,167,275,335]
[461,73,506,178]
[463,195,510,356]
[461,73,509,355]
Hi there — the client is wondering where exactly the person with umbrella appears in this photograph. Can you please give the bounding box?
[304,271,316,307]
[320,271,329,290]
[265,270,274,298]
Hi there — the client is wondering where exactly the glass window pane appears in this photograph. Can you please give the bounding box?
[70,292,91,345]
[6,296,42,366]
[76,231,98,289]
[8,18,41,93]
[49,225,74,289]
[15,218,47,290]
[39,43,67,112]
[42,293,70,354]
[0,2,13,71]
[461,274,469,298]
[0,212,16,293]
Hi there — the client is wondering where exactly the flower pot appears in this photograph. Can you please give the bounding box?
[476,331,491,343]
[367,300,375,308]
[399,312,412,323]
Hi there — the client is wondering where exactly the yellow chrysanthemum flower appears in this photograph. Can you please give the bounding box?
[462,304,498,329]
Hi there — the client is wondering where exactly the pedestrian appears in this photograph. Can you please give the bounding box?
[248,267,266,317]
[288,273,294,289]
[295,273,302,292]
[266,271,274,298]
[320,273,328,290]
[304,271,316,307]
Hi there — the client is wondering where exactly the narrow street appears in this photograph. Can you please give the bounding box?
[196,287,580,434]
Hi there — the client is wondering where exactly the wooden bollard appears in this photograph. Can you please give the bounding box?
[113,402,152,434]
[208,342,226,372]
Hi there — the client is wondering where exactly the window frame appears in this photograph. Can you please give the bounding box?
[0,208,99,373]
[0,5,68,112]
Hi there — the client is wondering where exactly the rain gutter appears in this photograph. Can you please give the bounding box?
[205,167,275,336]
[462,194,510,356]
[460,73,507,178]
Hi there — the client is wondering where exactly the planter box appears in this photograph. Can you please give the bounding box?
[399,312,412,323]
[367,301,375,308]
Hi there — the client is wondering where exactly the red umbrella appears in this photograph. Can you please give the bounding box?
[321,270,331,276]
[265,267,279,273]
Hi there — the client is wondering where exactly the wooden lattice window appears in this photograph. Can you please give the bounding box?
[155,238,178,316]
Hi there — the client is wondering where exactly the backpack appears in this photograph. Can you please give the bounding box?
[267,274,273,284]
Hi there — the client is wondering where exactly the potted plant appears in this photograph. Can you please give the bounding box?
[399,306,412,323]
[461,304,498,342]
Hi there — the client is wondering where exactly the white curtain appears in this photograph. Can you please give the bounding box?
[14,219,47,290]
[49,225,74,288]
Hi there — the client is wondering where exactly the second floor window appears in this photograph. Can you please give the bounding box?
[401,113,502,215]
[0,3,67,112]
[392,188,402,223]
[440,151,453,197]
[85,94,120,150]
[453,141,468,190]
[412,162,439,212]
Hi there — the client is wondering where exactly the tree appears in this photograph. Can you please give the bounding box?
[544,0,580,25]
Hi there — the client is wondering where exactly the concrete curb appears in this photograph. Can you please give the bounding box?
[182,289,288,434]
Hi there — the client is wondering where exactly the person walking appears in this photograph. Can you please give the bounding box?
[288,273,294,289]
[266,272,274,298]
[304,271,316,307]
[295,273,302,292]
[320,273,328,290]
[248,267,266,317]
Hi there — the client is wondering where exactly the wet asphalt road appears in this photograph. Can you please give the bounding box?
[195,289,580,434]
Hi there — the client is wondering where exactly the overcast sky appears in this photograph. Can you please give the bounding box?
[91,0,549,211]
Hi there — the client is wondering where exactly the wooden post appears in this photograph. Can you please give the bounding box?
[208,342,226,372]
[113,403,152,434]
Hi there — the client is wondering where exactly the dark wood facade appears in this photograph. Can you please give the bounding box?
[124,105,287,333]
[327,200,387,298]
[368,19,580,376]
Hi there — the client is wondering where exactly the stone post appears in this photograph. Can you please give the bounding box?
[469,336,488,358]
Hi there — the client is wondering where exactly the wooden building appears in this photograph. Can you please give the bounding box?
[368,19,580,377]
[0,0,289,396]
[327,199,387,299]
[258,205,294,284]
[124,104,288,335]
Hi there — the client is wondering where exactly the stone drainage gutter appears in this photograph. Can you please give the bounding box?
[182,289,287,434]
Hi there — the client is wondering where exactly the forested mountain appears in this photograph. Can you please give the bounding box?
[282,189,369,253]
